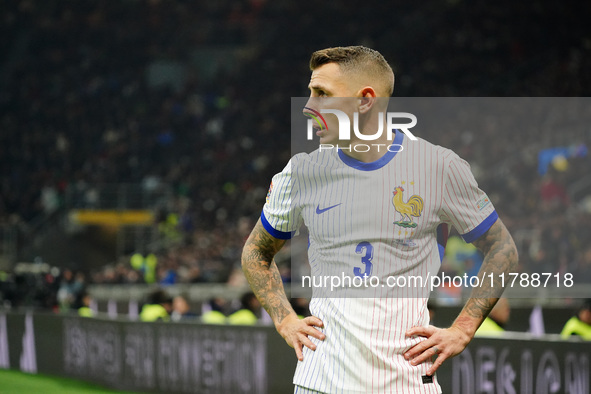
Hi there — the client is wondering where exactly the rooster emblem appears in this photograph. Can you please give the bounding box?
[392,186,424,228]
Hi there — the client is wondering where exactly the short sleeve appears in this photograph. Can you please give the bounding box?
[261,159,303,239]
[439,153,498,243]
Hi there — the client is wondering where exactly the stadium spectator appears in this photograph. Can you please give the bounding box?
[170,294,197,321]
[56,269,86,311]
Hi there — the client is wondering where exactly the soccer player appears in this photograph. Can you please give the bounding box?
[242,46,518,393]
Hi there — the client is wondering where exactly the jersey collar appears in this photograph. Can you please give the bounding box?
[337,130,405,171]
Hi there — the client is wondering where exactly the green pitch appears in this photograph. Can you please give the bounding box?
[0,369,136,394]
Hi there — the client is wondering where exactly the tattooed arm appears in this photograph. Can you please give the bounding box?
[404,219,518,375]
[451,218,518,339]
[242,218,325,361]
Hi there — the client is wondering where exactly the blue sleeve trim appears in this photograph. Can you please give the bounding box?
[260,211,294,240]
[461,210,499,243]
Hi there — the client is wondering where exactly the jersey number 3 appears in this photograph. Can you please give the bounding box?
[354,241,373,277]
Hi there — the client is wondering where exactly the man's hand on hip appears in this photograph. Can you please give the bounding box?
[278,314,325,361]
[404,325,471,376]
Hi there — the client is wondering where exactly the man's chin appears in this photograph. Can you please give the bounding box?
[318,137,344,146]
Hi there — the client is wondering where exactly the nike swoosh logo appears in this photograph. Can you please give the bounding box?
[316,203,342,214]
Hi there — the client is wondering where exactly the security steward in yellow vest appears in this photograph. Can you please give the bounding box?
[77,291,95,318]
[201,297,228,324]
[561,298,591,340]
[140,289,173,322]
[228,292,260,325]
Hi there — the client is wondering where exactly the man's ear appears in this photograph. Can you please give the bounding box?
[357,87,377,114]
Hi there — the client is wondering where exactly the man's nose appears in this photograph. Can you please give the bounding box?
[303,97,321,116]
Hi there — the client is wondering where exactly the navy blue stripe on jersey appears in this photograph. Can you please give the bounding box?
[436,223,449,262]
[337,130,404,171]
[260,211,294,239]
[461,210,498,243]
[437,244,445,262]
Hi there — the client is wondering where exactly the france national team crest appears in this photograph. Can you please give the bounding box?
[392,186,424,228]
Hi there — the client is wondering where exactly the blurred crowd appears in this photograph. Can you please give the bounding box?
[1,0,591,310]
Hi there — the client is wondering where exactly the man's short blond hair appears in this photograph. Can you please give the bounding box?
[310,46,395,96]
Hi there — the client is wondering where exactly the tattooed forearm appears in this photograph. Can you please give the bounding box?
[242,219,294,326]
[471,218,519,301]
[452,219,518,334]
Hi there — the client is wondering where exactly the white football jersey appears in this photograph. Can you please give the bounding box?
[262,131,497,393]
